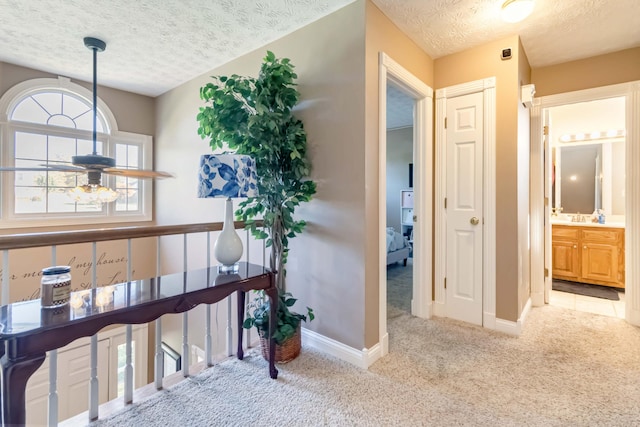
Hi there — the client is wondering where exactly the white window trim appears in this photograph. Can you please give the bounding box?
[0,77,153,228]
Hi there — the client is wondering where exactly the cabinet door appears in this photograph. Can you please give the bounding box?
[552,240,580,280]
[582,242,619,284]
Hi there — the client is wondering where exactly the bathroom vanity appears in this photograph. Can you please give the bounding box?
[552,222,625,288]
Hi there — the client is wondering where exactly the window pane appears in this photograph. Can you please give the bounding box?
[48,135,77,163]
[14,187,46,213]
[74,110,94,132]
[47,114,76,129]
[31,93,62,116]
[127,145,139,168]
[15,132,47,161]
[62,94,91,122]
[115,144,127,166]
[76,200,104,213]
[47,188,76,213]
[115,176,139,212]
[14,159,47,186]
[77,138,103,156]
[11,97,50,124]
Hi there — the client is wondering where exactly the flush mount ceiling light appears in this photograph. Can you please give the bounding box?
[501,0,534,23]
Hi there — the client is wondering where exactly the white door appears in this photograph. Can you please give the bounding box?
[543,110,552,304]
[445,92,484,325]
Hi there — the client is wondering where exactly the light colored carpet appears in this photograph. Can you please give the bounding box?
[88,304,640,426]
[387,259,412,318]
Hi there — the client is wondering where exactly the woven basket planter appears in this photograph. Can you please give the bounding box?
[260,324,301,363]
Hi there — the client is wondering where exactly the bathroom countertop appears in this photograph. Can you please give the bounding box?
[551,219,625,229]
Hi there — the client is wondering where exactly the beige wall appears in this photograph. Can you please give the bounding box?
[517,38,532,315]
[155,1,369,349]
[435,35,522,321]
[0,62,155,135]
[386,127,413,232]
[365,0,434,346]
[531,47,640,97]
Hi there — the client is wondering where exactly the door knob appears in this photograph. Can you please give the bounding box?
[470,217,479,225]
[413,215,417,222]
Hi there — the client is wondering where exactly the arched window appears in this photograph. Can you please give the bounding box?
[0,77,152,228]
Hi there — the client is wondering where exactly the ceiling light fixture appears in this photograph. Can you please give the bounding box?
[501,0,534,23]
[69,37,118,204]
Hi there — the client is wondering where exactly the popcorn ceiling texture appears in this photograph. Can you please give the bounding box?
[0,0,355,96]
[0,0,637,97]
[372,0,640,66]
[386,85,414,129]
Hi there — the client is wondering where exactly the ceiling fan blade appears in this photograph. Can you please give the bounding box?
[0,166,86,173]
[103,168,173,179]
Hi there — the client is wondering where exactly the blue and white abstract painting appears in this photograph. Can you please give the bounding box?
[198,154,258,198]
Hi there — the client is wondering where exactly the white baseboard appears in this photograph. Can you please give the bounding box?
[494,298,532,336]
[627,306,640,326]
[432,300,446,317]
[381,332,389,356]
[412,300,433,319]
[531,291,545,307]
[301,328,382,369]
[483,311,496,330]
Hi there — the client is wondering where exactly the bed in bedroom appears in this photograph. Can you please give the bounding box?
[386,227,410,266]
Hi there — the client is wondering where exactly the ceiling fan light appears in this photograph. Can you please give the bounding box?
[69,184,119,203]
[501,0,534,23]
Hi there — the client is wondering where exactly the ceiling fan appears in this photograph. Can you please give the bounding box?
[0,37,172,200]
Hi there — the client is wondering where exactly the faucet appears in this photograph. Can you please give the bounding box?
[571,212,586,222]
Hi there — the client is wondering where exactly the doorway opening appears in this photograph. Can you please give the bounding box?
[377,53,433,357]
[385,83,415,320]
[530,81,640,328]
[546,97,626,319]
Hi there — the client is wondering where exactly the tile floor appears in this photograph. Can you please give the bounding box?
[549,288,625,319]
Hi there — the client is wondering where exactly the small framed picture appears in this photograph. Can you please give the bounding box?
[162,342,181,376]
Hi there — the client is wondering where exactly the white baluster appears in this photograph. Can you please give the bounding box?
[124,240,133,404]
[182,234,189,376]
[205,231,213,366]
[154,237,164,389]
[48,246,58,427]
[89,243,99,421]
[226,297,233,357]
[48,351,58,427]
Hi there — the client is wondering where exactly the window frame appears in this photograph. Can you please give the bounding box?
[0,77,153,229]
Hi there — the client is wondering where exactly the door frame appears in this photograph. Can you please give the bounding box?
[434,78,497,329]
[378,52,433,357]
[530,81,640,327]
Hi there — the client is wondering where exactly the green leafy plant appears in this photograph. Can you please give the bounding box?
[197,51,316,344]
[242,291,314,345]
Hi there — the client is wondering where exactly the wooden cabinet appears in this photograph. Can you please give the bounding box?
[552,225,625,288]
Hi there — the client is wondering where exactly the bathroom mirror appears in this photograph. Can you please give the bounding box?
[553,140,625,215]
[549,96,626,218]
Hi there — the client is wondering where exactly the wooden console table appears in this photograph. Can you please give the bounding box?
[0,262,278,426]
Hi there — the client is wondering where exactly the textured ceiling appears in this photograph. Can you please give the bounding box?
[386,85,414,130]
[372,0,640,66]
[0,0,355,96]
[0,0,637,97]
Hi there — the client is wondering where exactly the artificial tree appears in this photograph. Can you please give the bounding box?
[197,51,316,345]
